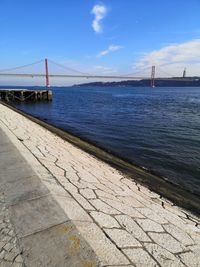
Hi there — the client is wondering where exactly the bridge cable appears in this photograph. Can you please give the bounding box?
[124,66,153,77]
[48,59,92,76]
[156,66,174,78]
[0,60,44,73]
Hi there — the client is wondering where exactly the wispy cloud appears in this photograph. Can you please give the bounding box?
[97,45,123,58]
[133,39,200,76]
[91,4,107,33]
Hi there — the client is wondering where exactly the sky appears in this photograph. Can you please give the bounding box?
[1,0,200,86]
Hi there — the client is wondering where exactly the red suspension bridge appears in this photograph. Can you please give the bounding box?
[0,58,193,88]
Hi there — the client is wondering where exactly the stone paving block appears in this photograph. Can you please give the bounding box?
[51,195,93,222]
[72,180,97,190]
[10,262,23,267]
[15,254,23,263]
[40,177,72,198]
[55,176,78,193]
[115,215,151,242]
[187,244,200,259]
[0,260,13,267]
[0,130,12,145]
[148,232,184,253]
[123,248,158,267]
[119,183,137,195]
[90,211,120,228]
[72,193,96,211]
[103,198,145,218]
[0,142,14,154]
[75,221,129,266]
[43,163,65,176]
[93,183,116,195]
[139,185,160,199]
[0,163,35,185]
[9,194,71,237]
[0,150,25,169]
[128,192,151,206]
[178,251,200,267]
[164,223,194,246]
[19,221,100,267]
[4,251,18,262]
[95,190,120,202]
[3,242,13,252]
[117,196,144,208]
[78,171,99,183]
[104,229,141,248]
[145,243,185,267]
[136,218,164,232]
[164,203,188,218]
[190,233,200,245]
[1,235,12,243]
[2,175,49,205]
[120,178,138,192]
[100,181,124,195]
[148,204,189,230]
[136,208,168,224]
[80,188,96,199]
[0,241,6,250]
[65,171,80,182]
[90,199,121,215]
[0,249,6,260]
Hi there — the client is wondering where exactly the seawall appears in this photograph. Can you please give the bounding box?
[0,102,200,266]
[1,101,200,214]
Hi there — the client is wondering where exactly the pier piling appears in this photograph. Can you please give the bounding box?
[0,89,52,102]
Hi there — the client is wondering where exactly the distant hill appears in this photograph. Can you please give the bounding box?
[75,78,200,87]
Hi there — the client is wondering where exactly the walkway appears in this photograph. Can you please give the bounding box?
[0,103,200,267]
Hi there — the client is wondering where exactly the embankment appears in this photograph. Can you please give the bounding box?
[0,102,200,266]
[1,101,200,215]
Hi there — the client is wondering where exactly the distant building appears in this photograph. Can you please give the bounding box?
[183,68,186,78]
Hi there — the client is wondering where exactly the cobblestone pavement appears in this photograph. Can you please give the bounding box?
[0,195,24,267]
[0,103,200,267]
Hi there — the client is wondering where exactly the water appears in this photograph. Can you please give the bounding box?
[13,86,200,195]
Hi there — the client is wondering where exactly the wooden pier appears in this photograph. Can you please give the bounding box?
[0,89,52,102]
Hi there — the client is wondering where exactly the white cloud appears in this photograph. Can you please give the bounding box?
[97,45,123,58]
[91,4,107,33]
[134,39,200,76]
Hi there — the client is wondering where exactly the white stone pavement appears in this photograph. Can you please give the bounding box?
[0,103,200,267]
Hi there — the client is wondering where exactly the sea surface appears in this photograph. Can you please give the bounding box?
[13,86,200,195]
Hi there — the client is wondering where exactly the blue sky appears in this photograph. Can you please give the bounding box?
[1,0,200,85]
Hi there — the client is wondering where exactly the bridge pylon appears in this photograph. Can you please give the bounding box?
[45,58,50,88]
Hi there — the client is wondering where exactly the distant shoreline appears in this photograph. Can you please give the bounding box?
[75,78,200,87]
[1,77,200,90]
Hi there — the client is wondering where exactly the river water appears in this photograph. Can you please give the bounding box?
[13,86,200,195]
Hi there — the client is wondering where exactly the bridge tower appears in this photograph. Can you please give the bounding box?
[151,65,155,87]
[45,58,50,88]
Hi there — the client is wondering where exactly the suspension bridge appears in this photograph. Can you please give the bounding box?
[0,58,193,88]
